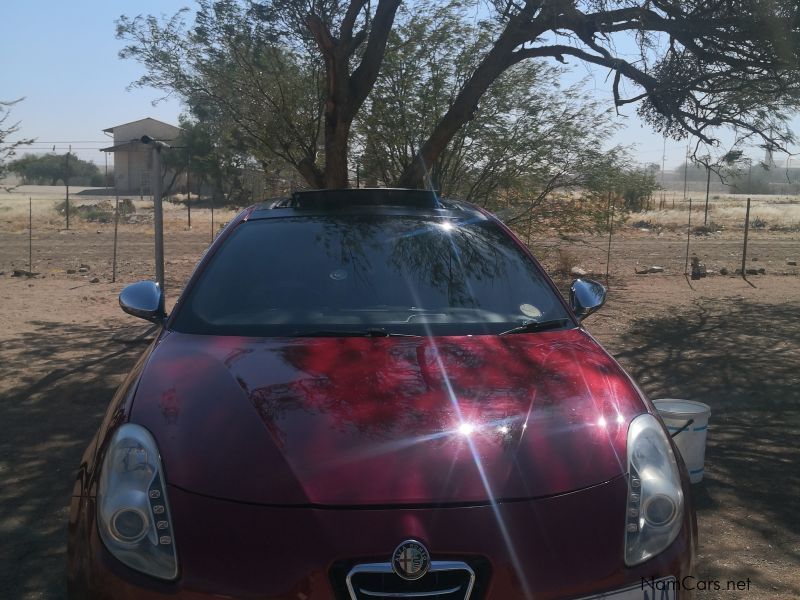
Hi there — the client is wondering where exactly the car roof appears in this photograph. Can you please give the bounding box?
[248,188,488,221]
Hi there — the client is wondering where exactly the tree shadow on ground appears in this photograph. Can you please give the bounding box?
[0,320,151,600]
[612,298,800,597]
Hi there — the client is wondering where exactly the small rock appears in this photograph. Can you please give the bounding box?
[635,266,650,275]
[90,277,100,284]
[751,257,758,262]
[570,266,588,277]
[78,267,89,273]
[719,267,729,275]
[647,266,665,273]
[12,269,38,278]
[80,263,90,270]
[66,269,76,274]
[746,268,759,275]
[788,259,797,266]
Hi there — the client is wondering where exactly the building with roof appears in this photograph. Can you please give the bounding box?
[101,118,181,194]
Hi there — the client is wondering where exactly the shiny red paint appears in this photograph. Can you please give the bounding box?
[68,195,698,599]
[129,329,643,506]
[70,478,694,599]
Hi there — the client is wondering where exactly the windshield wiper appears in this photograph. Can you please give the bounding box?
[498,318,572,336]
[291,328,421,338]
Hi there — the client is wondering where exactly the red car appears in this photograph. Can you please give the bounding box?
[68,189,696,599]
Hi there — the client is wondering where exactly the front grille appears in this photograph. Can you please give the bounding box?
[345,561,475,600]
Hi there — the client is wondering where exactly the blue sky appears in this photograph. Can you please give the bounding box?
[1,1,790,169]
[1,1,187,165]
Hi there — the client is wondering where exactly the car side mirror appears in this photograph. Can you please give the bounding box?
[119,281,166,324]
[570,278,606,320]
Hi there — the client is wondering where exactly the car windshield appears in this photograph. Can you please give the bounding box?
[171,214,572,337]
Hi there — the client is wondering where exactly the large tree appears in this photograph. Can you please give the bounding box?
[119,0,800,189]
[356,1,623,209]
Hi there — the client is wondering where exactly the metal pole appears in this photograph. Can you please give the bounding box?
[152,147,165,290]
[210,194,214,243]
[685,198,692,275]
[29,196,32,272]
[605,192,614,284]
[660,137,666,209]
[704,164,711,225]
[65,145,71,229]
[113,189,119,283]
[741,197,751,279]
[680,145,689,209]
[187,156,192,229]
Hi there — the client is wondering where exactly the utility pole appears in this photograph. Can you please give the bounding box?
[141,136,170,291]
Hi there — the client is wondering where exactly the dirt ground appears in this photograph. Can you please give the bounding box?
[0,186,798,599]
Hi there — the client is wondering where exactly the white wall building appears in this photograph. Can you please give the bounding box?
[101,118,181,194]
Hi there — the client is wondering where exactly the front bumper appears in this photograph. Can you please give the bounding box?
[68,475,695,599]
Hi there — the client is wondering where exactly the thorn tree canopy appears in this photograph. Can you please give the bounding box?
[118,0,800,189]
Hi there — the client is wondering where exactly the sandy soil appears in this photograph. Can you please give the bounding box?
[0,186,798,599]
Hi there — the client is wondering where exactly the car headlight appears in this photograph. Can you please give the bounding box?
[97,423,178,580]
[624,413,684,566]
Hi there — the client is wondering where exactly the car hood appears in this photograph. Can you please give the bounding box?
[130,329,644,506]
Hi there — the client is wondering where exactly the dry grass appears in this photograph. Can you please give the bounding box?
[0,185,238,233]
[633,190,800,230]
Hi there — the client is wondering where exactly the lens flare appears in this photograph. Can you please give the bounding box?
[458,422,475,436]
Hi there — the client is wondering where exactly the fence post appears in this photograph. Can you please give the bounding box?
[704,165,711,225]
[685,198,692,275]
[65,146,71,230]
[741,197,751,279]
[29,196,32,272]
[113,190,119,283]
[605,192,614,284]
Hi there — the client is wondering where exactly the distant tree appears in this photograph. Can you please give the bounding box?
[118,0,800,189]
[8,152,100,186]
[0,99,33,189]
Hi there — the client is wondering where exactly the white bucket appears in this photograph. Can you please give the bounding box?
[653,399,711,484]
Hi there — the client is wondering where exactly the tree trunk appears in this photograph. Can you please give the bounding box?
[396,13,535,189]
[307,0,401,189]
[323,115,351,188]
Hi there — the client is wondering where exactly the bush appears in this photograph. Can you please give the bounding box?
[692,221,723,235]
[750,216,768,229]
[54,199,136,223]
